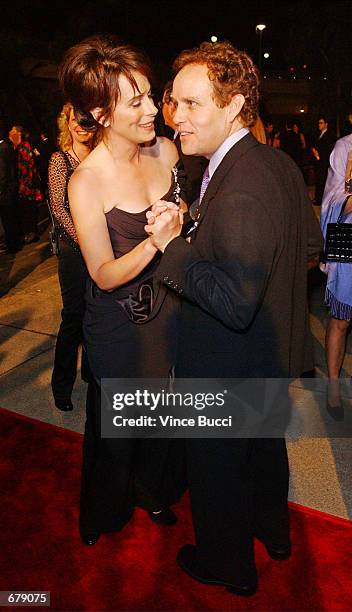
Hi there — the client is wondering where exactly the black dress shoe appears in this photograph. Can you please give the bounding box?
[148,507,177,525]
[255,534,291,560]
[177,545,257,597]
[264,543,291,560]
[81,532,100,546]
[55,399,74,412]
[24,232,39,244]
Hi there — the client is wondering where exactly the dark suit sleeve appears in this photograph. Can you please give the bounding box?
[0,145,15,204]
[156,193,276,331]
[0,147,6,199]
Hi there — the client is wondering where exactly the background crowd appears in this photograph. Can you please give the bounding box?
[2,104,349,259]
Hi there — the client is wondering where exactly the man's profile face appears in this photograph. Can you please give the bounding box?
[318,119,328,132]
[172,63,233,158]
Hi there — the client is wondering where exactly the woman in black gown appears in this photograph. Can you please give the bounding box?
[59,34,186,544]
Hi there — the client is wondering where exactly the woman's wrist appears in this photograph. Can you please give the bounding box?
[144,237,158,256]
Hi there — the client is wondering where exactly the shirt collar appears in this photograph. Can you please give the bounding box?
[208,128,249,178]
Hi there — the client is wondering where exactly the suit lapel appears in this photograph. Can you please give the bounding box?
[198,133,260,221]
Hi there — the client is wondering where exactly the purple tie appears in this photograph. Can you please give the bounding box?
[199,165,210,203]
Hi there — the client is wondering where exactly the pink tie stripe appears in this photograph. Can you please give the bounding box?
[199,166,210,203]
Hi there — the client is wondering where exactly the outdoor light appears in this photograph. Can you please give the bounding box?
[300,108,305,113]
[211,35,218,43]
[263,52,269,59]
[255,24,267,71]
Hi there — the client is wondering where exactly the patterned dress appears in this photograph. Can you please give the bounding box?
[17,140,43,202]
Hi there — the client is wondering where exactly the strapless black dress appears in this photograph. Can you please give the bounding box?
[80,163,186,536]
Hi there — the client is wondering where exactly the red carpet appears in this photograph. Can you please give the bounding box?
[0,407,351,611]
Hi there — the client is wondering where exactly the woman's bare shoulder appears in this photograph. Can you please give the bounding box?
[68,163,102,213]
[69,146,106,191]
[143,136,178,167]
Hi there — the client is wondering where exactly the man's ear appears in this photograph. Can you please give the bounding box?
[228,94,245,123]
[91,107,110,128]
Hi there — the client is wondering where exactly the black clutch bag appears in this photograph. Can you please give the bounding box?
[325,197,352,263]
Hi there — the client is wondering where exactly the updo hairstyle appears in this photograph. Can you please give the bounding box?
[59,34,152,140]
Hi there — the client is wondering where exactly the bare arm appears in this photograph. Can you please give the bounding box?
[68,169,157,291]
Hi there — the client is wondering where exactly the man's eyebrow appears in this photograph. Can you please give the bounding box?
[180,96,201,103]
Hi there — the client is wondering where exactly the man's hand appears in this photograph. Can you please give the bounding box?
[145,202,183,252]
[146,199,180,225]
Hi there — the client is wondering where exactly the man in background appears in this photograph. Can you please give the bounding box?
[160,81,207,205]
[312,116,335,204]
[0,120,21,254]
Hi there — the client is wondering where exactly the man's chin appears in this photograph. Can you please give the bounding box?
[180,143,198,156]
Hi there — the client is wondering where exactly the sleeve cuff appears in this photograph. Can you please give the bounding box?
[155,236,197,295]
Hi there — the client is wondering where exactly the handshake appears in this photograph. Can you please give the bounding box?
[144,200,184,252]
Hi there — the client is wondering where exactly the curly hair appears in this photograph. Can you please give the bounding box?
[57,102,73,152]
[173,41,259,128]
[58,33,152,140]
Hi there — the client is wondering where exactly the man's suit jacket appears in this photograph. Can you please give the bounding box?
[156,132,323,378]
[315,130,336,170]
[0,140,16,207]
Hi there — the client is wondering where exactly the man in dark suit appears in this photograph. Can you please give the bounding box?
[312,116,336,204]
[145,42,323,596]
[158,81,208,205]
[0,120,22,253]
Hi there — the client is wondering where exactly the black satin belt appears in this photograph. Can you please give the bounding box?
[88,276,166,325]
[116,278,154,324]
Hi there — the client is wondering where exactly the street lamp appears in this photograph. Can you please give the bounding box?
[210,35,218,43]
[255,24,267,72]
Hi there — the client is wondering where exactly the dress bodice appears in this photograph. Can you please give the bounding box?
[105,163,182,259]
[101,162,184,323]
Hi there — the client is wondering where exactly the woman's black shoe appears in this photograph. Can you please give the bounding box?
[81,532,100,546]
[55,399,74,412]
[148,508,177,525]
[326,399,344,421]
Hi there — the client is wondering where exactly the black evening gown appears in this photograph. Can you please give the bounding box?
[80,163,186,536]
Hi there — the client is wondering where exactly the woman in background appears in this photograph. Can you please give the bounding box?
[321,134,352,411]
[49,103,93,411]
[9,126,43,243]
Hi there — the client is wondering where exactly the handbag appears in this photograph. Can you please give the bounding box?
[325,197,352,263]
[46,198,60,257]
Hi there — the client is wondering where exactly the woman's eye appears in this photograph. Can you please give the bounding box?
[132,102,141,107]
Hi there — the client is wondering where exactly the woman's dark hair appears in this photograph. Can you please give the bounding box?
[59,33,152,137]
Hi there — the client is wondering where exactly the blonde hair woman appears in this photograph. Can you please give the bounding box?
[49,103,93,412]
